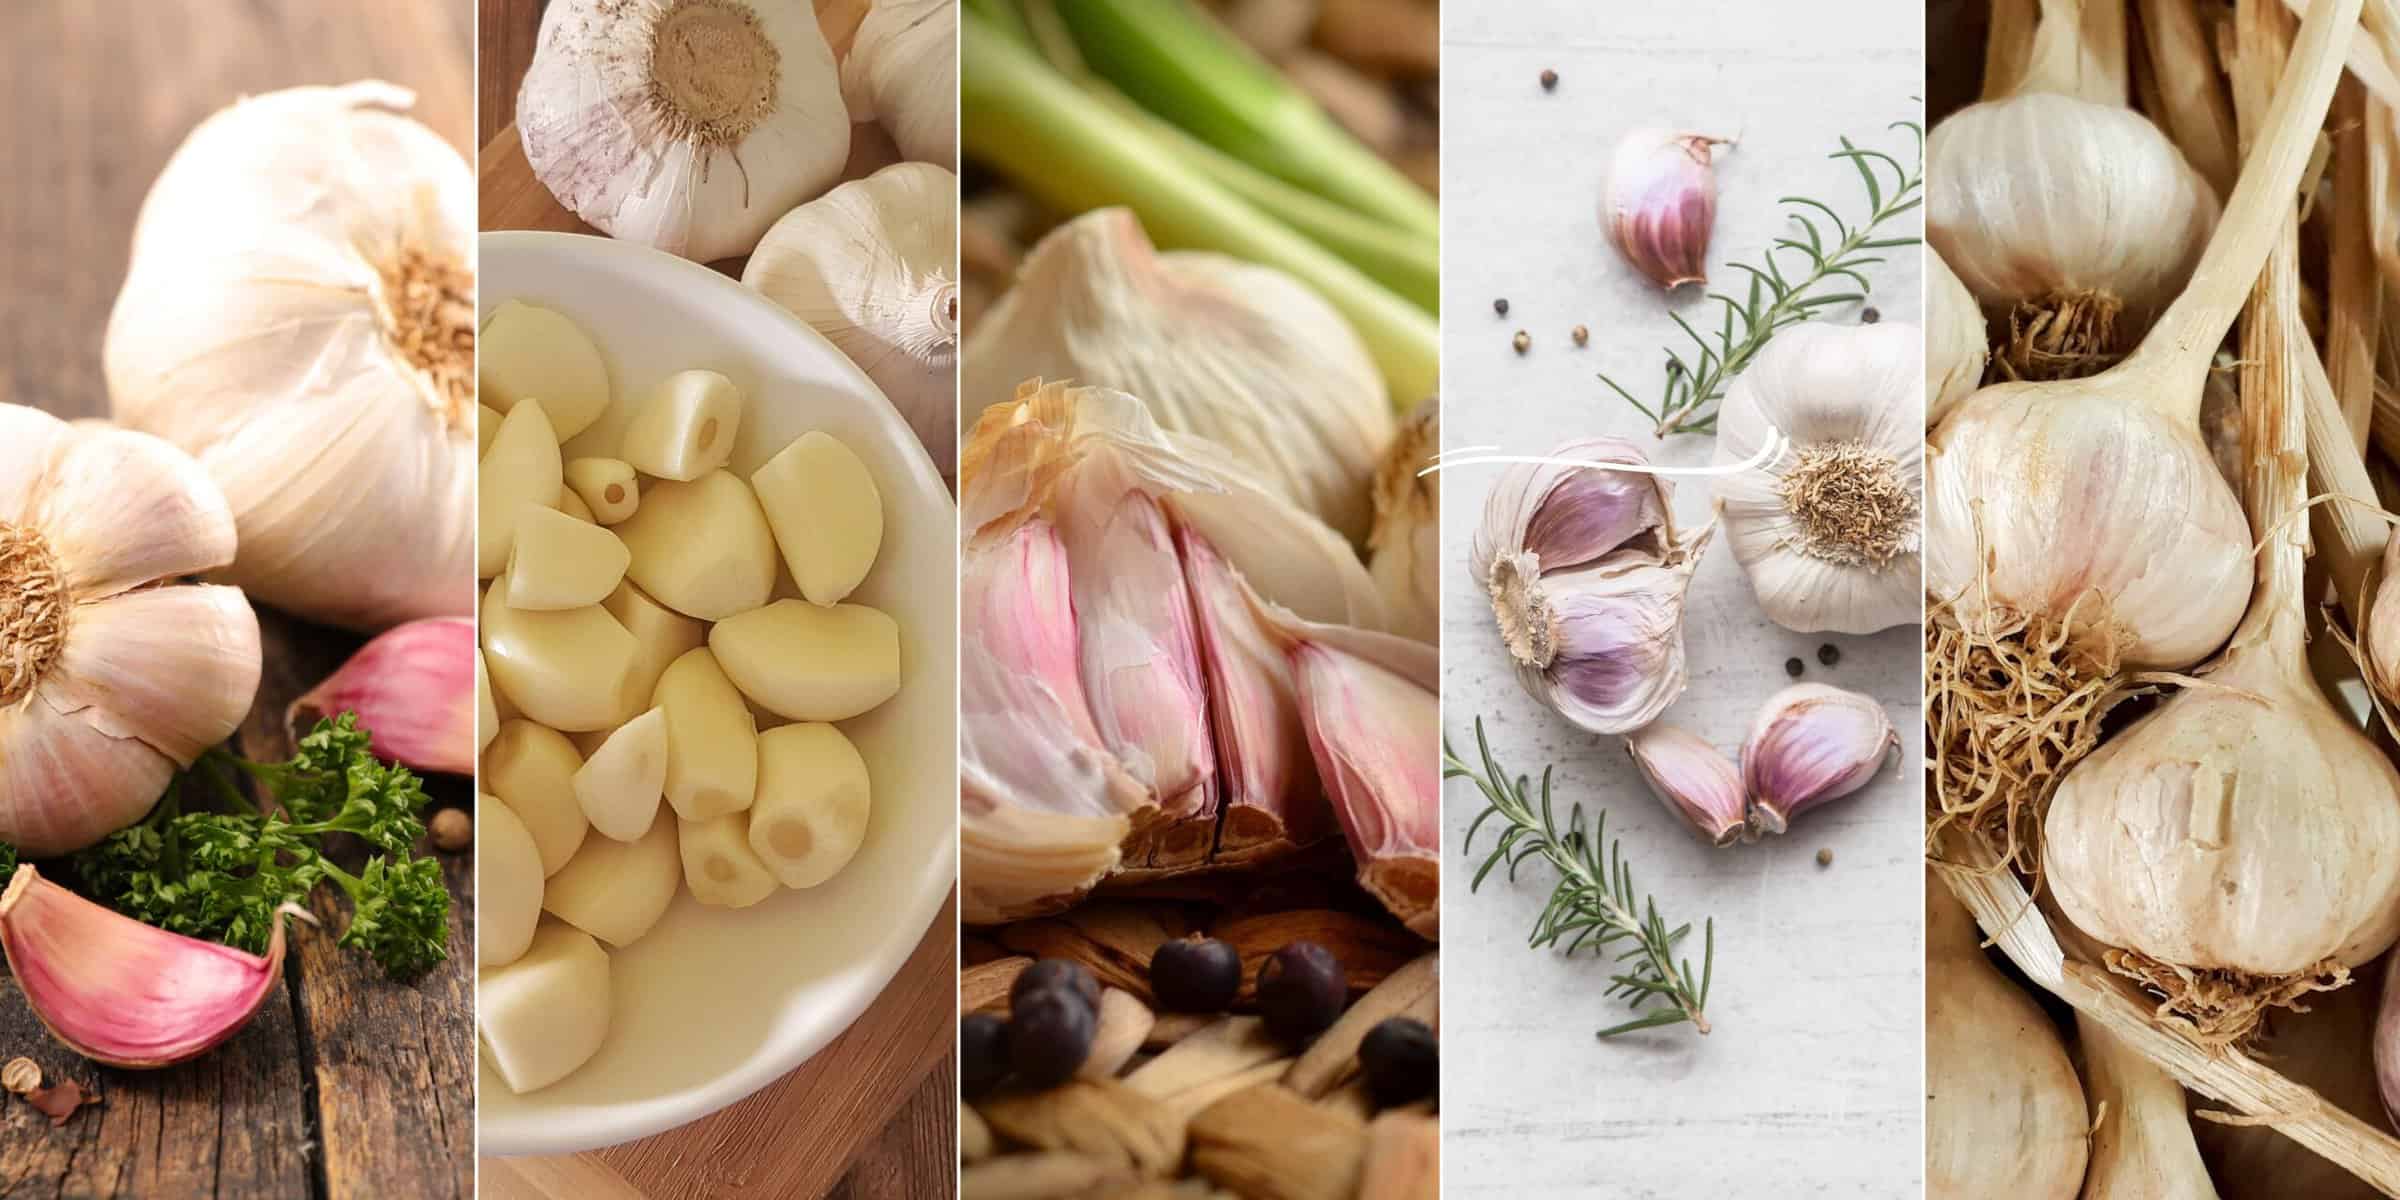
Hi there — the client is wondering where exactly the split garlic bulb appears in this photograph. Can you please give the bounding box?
[518,0,849,263]
[744,162,958,474]
[963,208,1394,541]
[841,0,956,166]
[0,407,261,855]
[1926,247,1986,429]
[103,82,475,633]
[1710,322,1921,635]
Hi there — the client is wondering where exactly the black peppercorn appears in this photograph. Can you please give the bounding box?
[1817,643,1841,667]
[1257,941,1346,1043]
[961,1012,1010,1098]
[1012,959,1100,1016]
[1861,306,1881,324]
[1151,937,1244,1013]
[1007,989,1096,1089]
[1539,68,1559,91]
[1784,657,1804,677]
[1358,1017,1438,1107]
[1493,297,1509,316]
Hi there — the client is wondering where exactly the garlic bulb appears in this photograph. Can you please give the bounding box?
[1624,724,1745,847]
[1710,322,1922,634]
[0,406,261,855]
[1600,129,1729,288]
[1738,684,1897,837]
[518,0,849,263]
[2075,1017,2220,1199]
[1926,247,1986,428]
[962,208,1394,541]
[103,82,475,633]
[841,0,956,166]
[743,162,959,474]
[1471,438,1710,735]
[1367,398,1439,643]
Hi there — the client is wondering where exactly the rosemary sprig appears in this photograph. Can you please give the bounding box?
[1603,120,1926,438]
[1446,716,1718,1038]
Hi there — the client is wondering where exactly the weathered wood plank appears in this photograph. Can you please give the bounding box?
[825,1053,960,1200]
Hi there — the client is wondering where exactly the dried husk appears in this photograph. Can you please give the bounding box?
[2196,967,2387,1200]
[1188,1084,1368,1200]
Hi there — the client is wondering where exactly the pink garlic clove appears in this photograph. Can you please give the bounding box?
[1739,683,1898,837]
[0,865,298,1068]
[1602,129,1731,288]
[1624,724,1746,847]
[1289,639,1441,939]
[287,617,476,775]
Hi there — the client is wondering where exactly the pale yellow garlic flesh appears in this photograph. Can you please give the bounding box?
[708,600,901,722]
[621,369,744,482]
[613,470,779,620]
[602,581,708,705]
[679,811,779,909]
[563,457,640,525]
[750,431,884,606]
[477,921,610,1095]
[555,485,596,524]
[541,812,681,948]
[1925,879,2089,1200]
[477,404,502,458]
[504,505,630,611]
[478,300,612,442]
[653,647,761,822]
[478,800,546,968]
[479,578,644,732]
[482,720,590,877]
[478,399,564,579]
[749,723,872,889]
[474,650,498,755]
[573,707,668,842]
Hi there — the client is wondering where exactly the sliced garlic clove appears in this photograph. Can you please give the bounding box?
[653,647,760,822]
[613,469,777,620]
[477,399,564,579]
[0,865,293,1068]
[478,800,545,968]
[1740,683,1897,837]
[542,811,680,948]
[621,369,743,482]
[478,575,643,732]
[601,581,707,705]
[749,723,872,889]
[574,707,668,842]
[1179,529,1328,860]
[287,616,477,776]
[563,457,639,525]
[750,431,884,606]
[482,720,590,876]
[679,811,779,909]
[1624,724,1746,847]
[43,583,260,764]
[477,301,612,442]
[36,424,239,600]
[0,690,175,856]
[477,920,610,1095]
[1289,639,1440,939]
[505,505,630,611]
[707,600,901,722]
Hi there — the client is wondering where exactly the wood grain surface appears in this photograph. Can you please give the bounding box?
[0,2,477,1197]
[476,3,956,1197]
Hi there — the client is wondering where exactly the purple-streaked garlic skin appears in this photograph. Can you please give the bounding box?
[1625,724,1746,846]
[1469,437,1669,588]
[1740,683,1898,836]
[288,616,477,775]
[1602,130,1729,288]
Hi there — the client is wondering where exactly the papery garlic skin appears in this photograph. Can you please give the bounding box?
[1368,398,1440,644]
[1926,248,1986,429]
[1517,548,1708,735]
[1469,437,1670,593]
[104,82,474,632]
[1624,724,1745,847]
[287,617,476,776]
[1740,684,1897,836]
[2365,534,2400,703]
[840,0,956,166]
[1601,129,1728,288]
[518,0,850,264]
[1711,322,1923,635]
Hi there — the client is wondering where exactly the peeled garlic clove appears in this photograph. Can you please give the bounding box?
[1601,128,1729,288]
[602,581,707,704]
[653,647,760,822]
[749,723,872,889]
[563,457,639,526]
[482,720,590,876]
[574,707,667,842]
[543,812,681,948]
[614,469,777,620]
[1926,248,1986,429]
[1367,398,1440,644]
[708,600,901,722]
[1288,641,1439,938]
[1740,683,1897,837]
[621,370,743,482]
[505,505,630,611]
[750,430,884,606]
[478,574,644,732]
[478,920,610,1095]
[478,800,545,969]
[0,865,294,1068]
[1624,724,1745,847]
[478,399,563,579]
[478,301,611,442]
[287,616,476,775]
[475,650,498,755]
[477,404,501,458]
[680,811,778,908]
[556,485,596,524]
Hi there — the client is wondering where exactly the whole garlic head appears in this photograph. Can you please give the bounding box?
[1711,322,1923,635]
[841,0,956,166]
[518,0,850,263]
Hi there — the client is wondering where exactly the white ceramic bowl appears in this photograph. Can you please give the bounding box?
[478,231,957,1155]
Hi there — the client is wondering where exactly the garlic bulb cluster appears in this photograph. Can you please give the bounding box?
[0,406,261,855]
[1739,684,1897,836]
[1925,877,2089,1200]
[1470,439,1710,736]
[1600,129,1728,288]
[1926,247,1986,427]
[1711,322,1922,634]
[743,162,959,475]
[103,82,475,633]
[841,0,956,166]
[962,208,1394,541]
[1367,398,1439,643]
[518,0,849,263]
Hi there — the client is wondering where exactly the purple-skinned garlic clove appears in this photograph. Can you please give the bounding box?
[1625,724,1746,846]
[1602,129,1732,288]
[1740,683,1898,837]
[288,616,477,775]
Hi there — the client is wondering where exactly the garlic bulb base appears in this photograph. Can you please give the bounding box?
[1994,287,2127,383]
[2100,947,2348,1050]
[0,524,68,704]
[1484,549,1557,669]
[372,246,475,429]
[646,0,781,147]
[1776,440,1914,568]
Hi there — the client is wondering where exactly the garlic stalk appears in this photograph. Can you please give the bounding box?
[1710,322,1922,635]
[1624,724,1745,847]
[1367,397,1439,643]
[1739,683,1898,838]
[2076,1016,2222,1199]
[1600,129,1729,288]
[103,82,474,633]
[1926,247,1987,428]
[962,208,1395,542]
[518,0,850,263]
[1470,438,1711,736]
[743,162,959,475]
[287,617,477,777]
[841,0,956,166]
[0,406,261,856]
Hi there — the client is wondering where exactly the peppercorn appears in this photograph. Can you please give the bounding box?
[1008,988,1096,1088]
[430,808,472,853]
[1817,848,1835,868]
[1540,68,1559,91]
[1817,643,1841,667]
[1151,937,1243,1013]
[1493,297,1509,316]
[1257,942,1346,1043]
[1861,306,1881,324]
[1571,324,1589,346]
[960,1012,1009,1098]
[1359,1017,1438,1106]
[1784,657,1804,678]
[1011,958,1100,1016]
[1512,330,1530,355]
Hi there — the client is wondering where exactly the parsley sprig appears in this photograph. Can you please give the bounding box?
[75,714,450,979]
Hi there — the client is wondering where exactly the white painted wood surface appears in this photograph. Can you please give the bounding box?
[1438,3,1926,1195]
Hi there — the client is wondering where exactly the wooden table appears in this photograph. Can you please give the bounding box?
[0,3,478,1196]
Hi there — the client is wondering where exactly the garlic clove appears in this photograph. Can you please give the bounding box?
[42,583,261,766]
[478,800,545,969]
[1739,683,1897,837]
[1601,129,1729,288]
[482,720,590,877]
[0,865,295,1068]
[1179,529,1330,862]
[749,430,885,606]
[1469,438,1672,594]
[2365,534,2400,703]
[478,920,610,1095]
[601,581,707,705]
[563,457,639,526]
[841,0,955,166]
[0,690,176,857]
[286,616,475,776]
[36,424,240,601]
[613,470,778,621]
[478,574,644,732]
[652,647,761,823]
[542,810,681,948]
[748,722,873,889]
[478,398,564,580]
[0,404,79,522]
[1368,398,1440,644]
[475,650,498,756]
[573,707,668,842]
[1514,539,1709,736]
[1624,724,1746,847]
[1926,248,1987,429]
[504,505,630,611]
[620,369,743,482]
[477,405,502,458]
[478,301,612,442]
[1289,639,1440,939]
[556,485,596,524]
[707,600,902,722]
[680,811,779,908]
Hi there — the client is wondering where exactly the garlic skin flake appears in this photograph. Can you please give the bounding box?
[0,406,261,855]
[518,0,849,264]
[1601,129,1729,288]
[1624,724,1745,847]
[104,82,474,633]
[840,0,956,166]
[1711,322,1922,635]
[1739,684,1897,837]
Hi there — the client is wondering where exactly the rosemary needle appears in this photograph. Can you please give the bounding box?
[1601,118,1925,438]
[1446,716,1719,1038]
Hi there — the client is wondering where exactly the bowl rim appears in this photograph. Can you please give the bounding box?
[476,229,959,1157]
